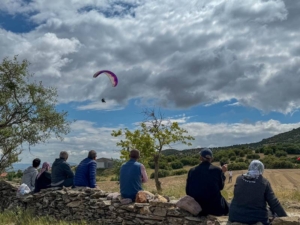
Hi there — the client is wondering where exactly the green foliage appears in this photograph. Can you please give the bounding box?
[261,156,296,169]
[111,159,125,180]
[0,56,70,173]
[275,150,287,157]
[228,162,248,170]
[150,170,170,179]
[170,160,183,169]
[246,154,260,159]
[111,108,194,192]
[172,169,188,176]
[230,156,236,161]
[264,147,274,155]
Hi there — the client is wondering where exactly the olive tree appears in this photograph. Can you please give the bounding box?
[0,56,70,173]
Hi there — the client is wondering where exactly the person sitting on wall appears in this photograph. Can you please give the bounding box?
[74,150,97,188]
[51,151,74,187]
[229,160,287,225]
[119,149,148,201]
[34,162,52,193]
[186,148,229,216]
[21,158,41,192]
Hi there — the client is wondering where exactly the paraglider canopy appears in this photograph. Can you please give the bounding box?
[297,157,300,161]
[93,70,118,87]
[101,98,106,103]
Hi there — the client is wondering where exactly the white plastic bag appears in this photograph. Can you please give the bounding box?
[16,183,31,197]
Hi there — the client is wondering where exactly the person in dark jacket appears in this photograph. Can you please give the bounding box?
[120,149,148,201]
[229,160,287,225]
[51,151,74,187]
[74,150,97,188]
[186,148,229,216]
[34,162,51,193]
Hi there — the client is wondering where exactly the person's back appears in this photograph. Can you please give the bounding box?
[186,148,228,216]
[21,158,41,191]
[35,171,51,193]
[120,149,148,201]
[229,160,287,225]
[51,151,74,187]
[35,162,51,193]
[74,150,97,188]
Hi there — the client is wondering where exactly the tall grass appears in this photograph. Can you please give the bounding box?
[0,209,89,225]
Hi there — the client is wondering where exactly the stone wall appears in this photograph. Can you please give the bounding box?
[0,181,299,225]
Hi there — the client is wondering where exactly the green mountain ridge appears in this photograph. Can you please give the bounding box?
[162,127,300,156]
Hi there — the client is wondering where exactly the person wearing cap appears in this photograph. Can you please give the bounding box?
[186,148,229,216]
[119,149,148,201]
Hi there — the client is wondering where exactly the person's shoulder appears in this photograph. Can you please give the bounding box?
[209,163,222,172]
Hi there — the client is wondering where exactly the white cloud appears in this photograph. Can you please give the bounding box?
[17,118,300,163]
[0,0,299,113]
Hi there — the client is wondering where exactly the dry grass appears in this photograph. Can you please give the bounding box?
[0,210,89,225]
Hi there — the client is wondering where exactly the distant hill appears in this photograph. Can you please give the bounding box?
[162,127,300,156]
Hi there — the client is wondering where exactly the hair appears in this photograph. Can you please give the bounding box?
[32,158,41,168]
[129,149,140,160]
[59,151,69,160]
[200,156,212,163]
[88,150,97,159]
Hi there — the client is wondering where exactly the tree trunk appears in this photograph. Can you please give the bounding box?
[153,153,162,194]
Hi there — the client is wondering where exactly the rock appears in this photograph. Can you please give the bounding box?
[107,192,121,200]
[272,217,300,225]
[176,195,202,216]
[66,201,82,208]
[135,191,155,203]
[120,198,132,205]
[152,194,168,203]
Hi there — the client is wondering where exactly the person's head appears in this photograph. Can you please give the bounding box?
[200,148,213,163]
[32,158,41,168]
[59,151,69,161]
[42,162,51,171]
[129,149,140,160]
[88,150,97,160]
[248,160,264,175]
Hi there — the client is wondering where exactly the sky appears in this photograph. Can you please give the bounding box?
[1,0,300,165]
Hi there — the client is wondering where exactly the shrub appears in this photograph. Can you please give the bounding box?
[236,157,244,162]
[239,152,245,157]
[228,162,248,170]
[230,156,236,161]
[150,170,171,179]
[172,169,188,176]
[170,161,184,169]
[246,154,260,160]
[275,150,287,157]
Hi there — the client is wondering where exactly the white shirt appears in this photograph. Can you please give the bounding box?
[229,171,233,176]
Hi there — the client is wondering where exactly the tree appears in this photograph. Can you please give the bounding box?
[0,56,70,173]
[111,108,194,193]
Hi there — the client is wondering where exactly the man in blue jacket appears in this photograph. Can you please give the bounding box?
[74,150,97,188]
[120,149,148,201]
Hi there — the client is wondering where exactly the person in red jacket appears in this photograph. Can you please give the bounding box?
[74,150,98,188]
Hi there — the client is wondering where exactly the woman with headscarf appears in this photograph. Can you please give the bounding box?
[229,160,287,225]
[34,162,52,193]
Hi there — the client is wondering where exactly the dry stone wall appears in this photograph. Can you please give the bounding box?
[0,181,299,225]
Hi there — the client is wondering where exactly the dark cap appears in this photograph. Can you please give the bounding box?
[200,148,213,159]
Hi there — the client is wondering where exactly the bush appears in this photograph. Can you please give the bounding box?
[180,157,199,166]
[170,161,183,169]
[172,169,188,176]
[236,157,244,162]
[150,170,170,179]
[148,161,171,170]
[230,156,236,161]
[264,148,273,155]
[246,154,260,159]
[275,150,287,157]
[239,152,245,157]
[228,162,248,170]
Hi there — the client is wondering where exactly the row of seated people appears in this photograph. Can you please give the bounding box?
[21,149,287,225]
[21,150,98,193]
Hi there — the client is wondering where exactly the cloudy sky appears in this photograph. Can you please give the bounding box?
[1,0,300,164]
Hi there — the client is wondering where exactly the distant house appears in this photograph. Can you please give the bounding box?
[96,158,113,169]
